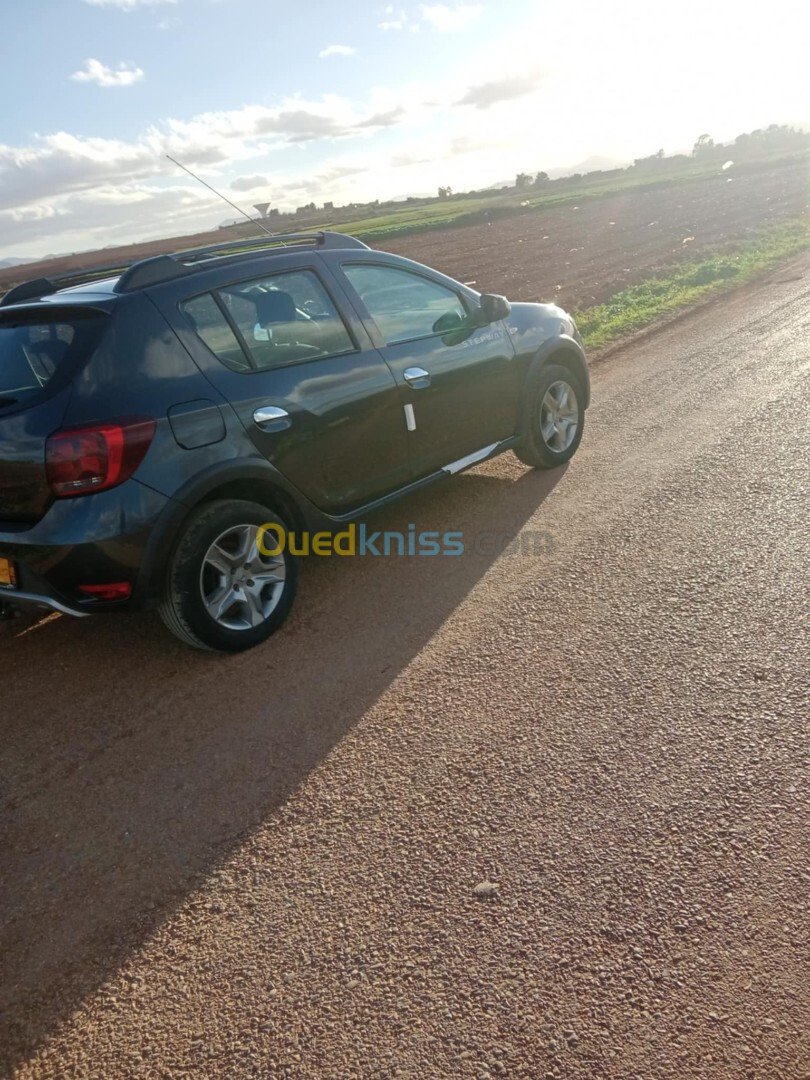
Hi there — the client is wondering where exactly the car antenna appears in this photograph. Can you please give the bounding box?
[166,154,274,236]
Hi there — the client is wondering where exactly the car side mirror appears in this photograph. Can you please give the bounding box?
[477,293,511,325]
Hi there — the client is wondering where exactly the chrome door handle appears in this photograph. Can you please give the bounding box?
[253,406,291,430]
[403,367,430,388]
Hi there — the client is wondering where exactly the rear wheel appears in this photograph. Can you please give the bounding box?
[158,499,297,652]
[513,363,585,469]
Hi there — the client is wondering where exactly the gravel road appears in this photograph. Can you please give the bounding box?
[2,261,808,1078]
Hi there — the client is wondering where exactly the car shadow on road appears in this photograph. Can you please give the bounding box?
[0,457,566,1071]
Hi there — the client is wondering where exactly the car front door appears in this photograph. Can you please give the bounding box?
[335,257,519,480]
[172,264,410,516]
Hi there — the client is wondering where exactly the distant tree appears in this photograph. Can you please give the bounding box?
[534,171,550,184]
[437,185,453,198]
[692,133,715,157]
[633,149,669,170]
[515,172,532,189]
[323,201,334,211]
[730,124,810,160]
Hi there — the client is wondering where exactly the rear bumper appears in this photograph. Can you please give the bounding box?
[0,589,89,617]
[0,479,173,616]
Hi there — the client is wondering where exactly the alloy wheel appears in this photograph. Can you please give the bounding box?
[539,380,580,453]
[200,523,286,631]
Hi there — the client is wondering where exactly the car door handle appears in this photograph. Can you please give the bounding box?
[253,406,291,431]
[403,367,431,388]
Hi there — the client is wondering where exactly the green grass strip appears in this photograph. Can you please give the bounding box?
[576,218,809,350]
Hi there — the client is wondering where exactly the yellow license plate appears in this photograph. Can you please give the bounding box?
[0,557,16,588]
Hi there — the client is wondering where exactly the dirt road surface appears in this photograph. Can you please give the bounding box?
[2,261,809,1078]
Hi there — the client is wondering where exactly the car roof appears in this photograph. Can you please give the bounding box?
[51,278,121,299]
[0,231,370,310]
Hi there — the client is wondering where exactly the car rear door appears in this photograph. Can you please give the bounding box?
[165,261,409,516]
[331,255,520,480]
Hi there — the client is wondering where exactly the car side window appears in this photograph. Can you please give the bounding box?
[181,271,355,373]
[219,270,354,371]
[342,263,468,346]
[180,293,252,372]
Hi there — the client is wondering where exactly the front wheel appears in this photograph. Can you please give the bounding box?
[513,364,585,469]
[158,499,298,652]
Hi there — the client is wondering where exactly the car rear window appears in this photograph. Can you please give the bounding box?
[0,309,106,408]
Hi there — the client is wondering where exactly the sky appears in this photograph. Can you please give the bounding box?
[0,0,807,258]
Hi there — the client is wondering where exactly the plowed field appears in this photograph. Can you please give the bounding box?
[382,159,808,310]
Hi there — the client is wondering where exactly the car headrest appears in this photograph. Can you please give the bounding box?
[254,290,297,324]
[29,338,70,377]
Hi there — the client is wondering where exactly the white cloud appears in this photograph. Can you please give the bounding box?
[0,91,416,219]
[319,44,357,58]
[82,0,177,9]
[420,3,482,30]
[231,174,270,192]
[159,94,408,147]
[458,73,542,109]
[70,59,145,87]
[379,4,480,32]
[1,67,561,258]
[0,184,225,258]
[378,5,410,30]
[390,132,507,166]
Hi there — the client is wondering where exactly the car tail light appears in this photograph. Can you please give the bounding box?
[78,582,133,601]
[46,418,156,496]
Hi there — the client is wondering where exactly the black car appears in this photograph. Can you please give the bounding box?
[0,231,589,651]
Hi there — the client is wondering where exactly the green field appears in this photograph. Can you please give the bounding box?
[576,218,808,350]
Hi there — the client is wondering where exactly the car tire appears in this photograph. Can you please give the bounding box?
[158,499,298,652]
[513,363,586,469]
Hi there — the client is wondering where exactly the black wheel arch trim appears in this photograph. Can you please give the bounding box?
[133,459,317,606]
[528,334,590,409]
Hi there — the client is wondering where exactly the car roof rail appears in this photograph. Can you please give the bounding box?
[1,261,136,307]
[174,230,369,262]
[115,230,369,293]
[1,231,370,306]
